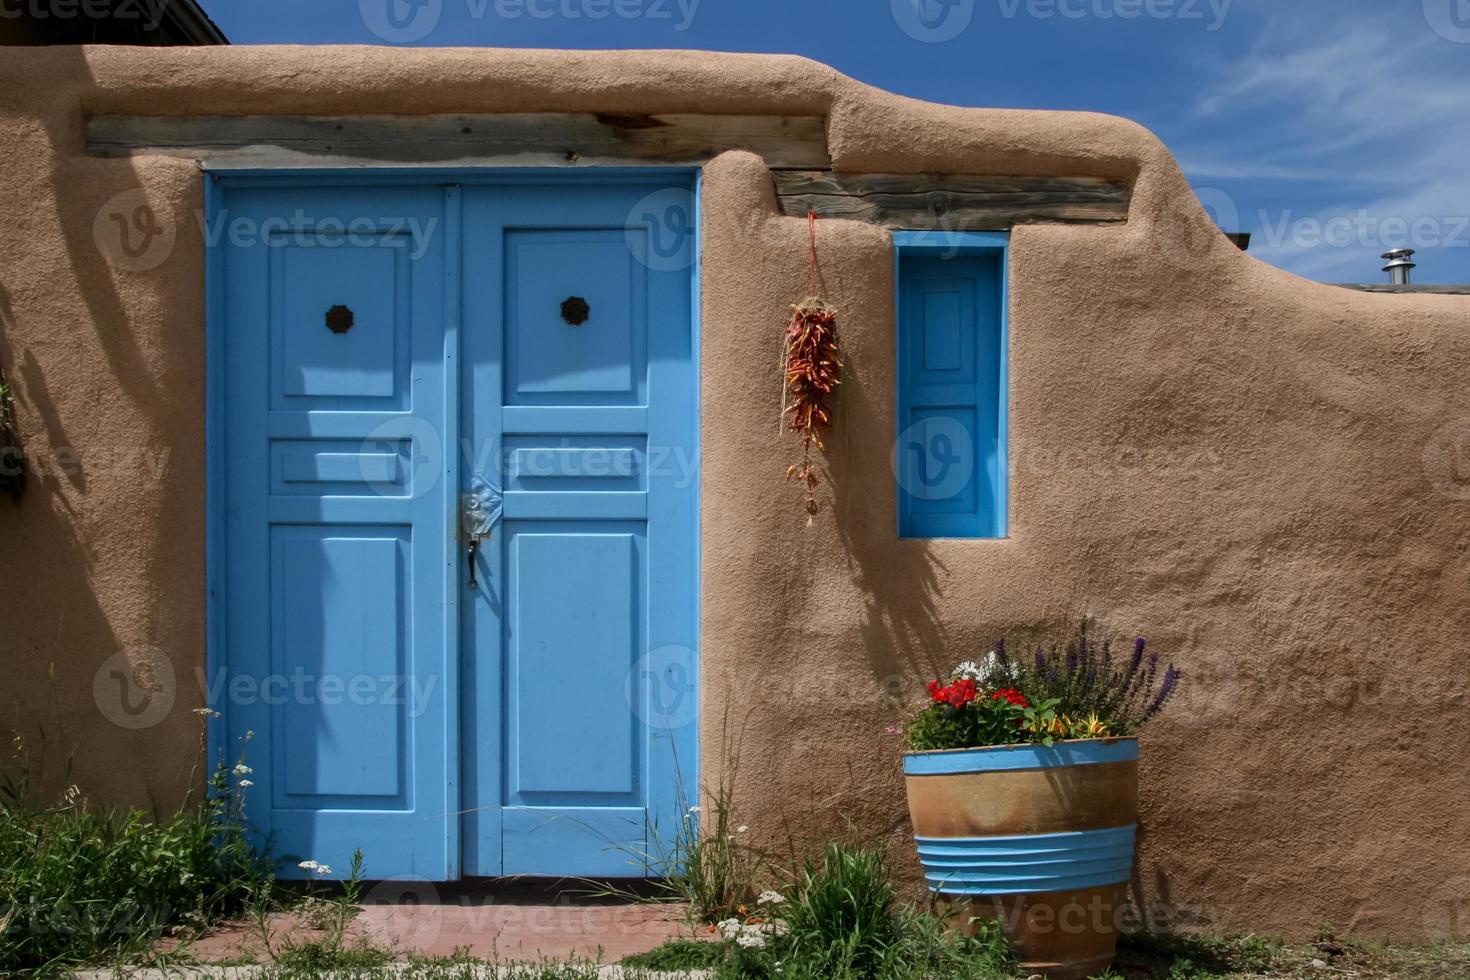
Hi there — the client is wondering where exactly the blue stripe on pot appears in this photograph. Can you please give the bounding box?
[903,738,1138,776]
[915,824,1136,896]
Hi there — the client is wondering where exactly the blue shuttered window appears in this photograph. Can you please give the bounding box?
[894,233,1008,539]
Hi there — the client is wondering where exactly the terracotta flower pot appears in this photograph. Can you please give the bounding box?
[903,738,1139,980]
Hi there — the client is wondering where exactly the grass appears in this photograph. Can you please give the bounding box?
[622,839,1015,980]
[1105,931,1470,979]
[0,772,272,975]
[620,938,725,971]
[0,717,277,977]
[260,947,681,979]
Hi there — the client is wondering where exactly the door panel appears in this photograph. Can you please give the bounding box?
[274,528,409,805]
[461,181,697,878]
[505,527,642,802]
[505,230,646,403]
[219,185,455,881]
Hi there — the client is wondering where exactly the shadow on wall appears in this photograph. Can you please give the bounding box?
[0,279,124,806]
[818,245,949,687]
[1,46,205,816]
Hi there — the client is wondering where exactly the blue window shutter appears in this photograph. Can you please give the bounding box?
[896,242,1007,538]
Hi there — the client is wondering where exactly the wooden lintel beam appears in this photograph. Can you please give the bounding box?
[85,113,832,169]
[772,170,1131,229]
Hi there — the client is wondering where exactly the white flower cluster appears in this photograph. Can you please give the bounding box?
[298,859,333,876]
[717,891,789,952]
[954,651,1014,684]
[719,918,780,949]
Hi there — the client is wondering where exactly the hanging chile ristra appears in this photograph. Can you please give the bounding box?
[784,212,842,517]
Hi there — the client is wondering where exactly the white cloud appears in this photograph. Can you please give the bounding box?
[1174,10,1470,281]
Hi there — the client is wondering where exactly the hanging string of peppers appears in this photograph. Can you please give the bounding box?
[783,211,842,518]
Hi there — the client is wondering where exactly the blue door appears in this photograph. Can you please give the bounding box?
[215,175,697,881]
[459,181,697,877]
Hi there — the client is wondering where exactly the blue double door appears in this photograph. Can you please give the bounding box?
[217,175,698,881]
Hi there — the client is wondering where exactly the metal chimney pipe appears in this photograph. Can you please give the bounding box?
[1382,248,1416,285]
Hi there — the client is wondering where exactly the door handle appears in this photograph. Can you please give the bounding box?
[460,477,503,592]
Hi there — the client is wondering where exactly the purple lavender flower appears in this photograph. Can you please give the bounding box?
[1123,636,1145,686]
[1145,666,1181,718]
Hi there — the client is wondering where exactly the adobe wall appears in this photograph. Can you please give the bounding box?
[1,46,1467,938]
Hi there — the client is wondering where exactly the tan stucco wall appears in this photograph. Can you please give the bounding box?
[2,46,1468,939]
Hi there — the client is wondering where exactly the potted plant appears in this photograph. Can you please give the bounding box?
[901,624,1181,980]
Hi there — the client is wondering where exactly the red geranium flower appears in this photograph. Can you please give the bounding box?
[991,688,1029,708]
[928,678,979,709]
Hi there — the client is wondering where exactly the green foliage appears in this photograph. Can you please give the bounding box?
[905,694,1037,752]
[0,790,271,975]
[267,937,394,976]
[1008,622,1182,736]
[778,841,898,975]
[1117,931,1281,977]
[663,840,1015,980]
[603,773,770,927]
[0,721,273,976]
[619,936,725,970]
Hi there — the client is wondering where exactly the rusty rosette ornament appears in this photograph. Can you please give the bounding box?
[783,295,841,517]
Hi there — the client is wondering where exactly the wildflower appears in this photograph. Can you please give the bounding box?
[233,763,253,776]
[717,917,742,940]
[238,779,253,789]
[298,860,332,876]
[757,890,785,906]
[736,930,766,949]
[884,724,905,735]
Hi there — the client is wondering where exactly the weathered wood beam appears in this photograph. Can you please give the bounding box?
[85,113,831,169]
[1334,284,1470,295]
[772,171,1130,229]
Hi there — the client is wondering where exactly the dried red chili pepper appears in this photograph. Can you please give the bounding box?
[784,295,841,516]
[783,212,842,518]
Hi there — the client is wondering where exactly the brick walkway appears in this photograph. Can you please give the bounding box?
[165,883,696,965]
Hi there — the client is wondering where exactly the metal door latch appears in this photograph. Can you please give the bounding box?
[460,477,502,591]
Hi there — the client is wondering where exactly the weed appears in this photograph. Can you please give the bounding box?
[0,714,273,976]
[620,937,724,971]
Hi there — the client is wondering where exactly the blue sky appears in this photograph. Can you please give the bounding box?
[208,0,1470,284]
